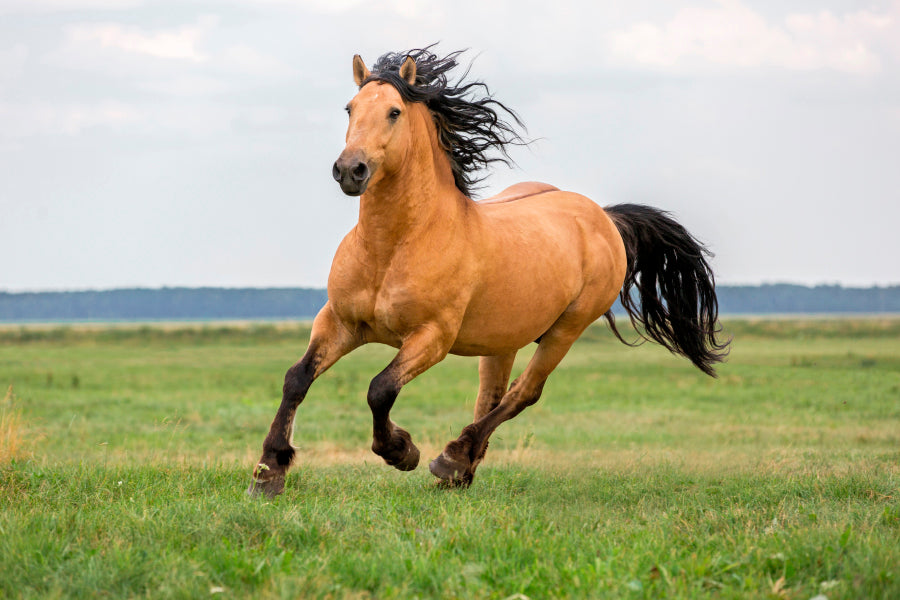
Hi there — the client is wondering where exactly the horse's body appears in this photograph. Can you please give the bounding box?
[249,48,728,497]
[329,179,624,357]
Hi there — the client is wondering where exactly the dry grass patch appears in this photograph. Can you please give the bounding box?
[0,385,25,463]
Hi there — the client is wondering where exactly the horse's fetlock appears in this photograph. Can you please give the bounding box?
[460,423,480,439]
[275,447,295,466]
[372,428,406,457]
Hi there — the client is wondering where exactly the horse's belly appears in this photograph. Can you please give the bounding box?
[450,276,579,356]
[449,325,549,356]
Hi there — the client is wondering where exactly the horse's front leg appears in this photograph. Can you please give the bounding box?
[367,326,451,471]
[248,305,360,499]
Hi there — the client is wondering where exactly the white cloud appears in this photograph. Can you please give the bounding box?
[0,98,244,139]
[0,0,141,14]
[0,43,28,80]
[137,76,233,97]
[291,0,365,13]
[244,0,431,16]
[63,16,217,62]
[219,44,297,78]
[124,47,296,98]
[607,1,894,74]
[0,101,144,137]
[53,17,296,92]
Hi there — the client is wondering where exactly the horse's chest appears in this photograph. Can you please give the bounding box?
[329,264,432,339]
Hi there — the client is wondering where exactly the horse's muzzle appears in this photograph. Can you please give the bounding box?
[332,154,371,196]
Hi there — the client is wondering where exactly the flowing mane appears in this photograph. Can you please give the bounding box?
[360,46,527,197]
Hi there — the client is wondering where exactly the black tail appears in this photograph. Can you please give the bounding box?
[604,204,730,377]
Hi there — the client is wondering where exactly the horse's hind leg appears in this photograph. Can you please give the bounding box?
[474,353,517,421]
[470,352,517,465]
[429,320,586,486]
[248,305,360,499]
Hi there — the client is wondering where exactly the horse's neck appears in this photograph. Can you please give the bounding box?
[357,108,467,254]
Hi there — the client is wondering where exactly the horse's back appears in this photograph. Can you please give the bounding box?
[478,181,560,205]
[475,182,615,238]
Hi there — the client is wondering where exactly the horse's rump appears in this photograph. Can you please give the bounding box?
[448,189,627,355]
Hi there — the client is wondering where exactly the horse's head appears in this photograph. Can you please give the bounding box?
[332,54,418,196]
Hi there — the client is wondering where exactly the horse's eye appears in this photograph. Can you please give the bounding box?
[345,105,351,116]
[388,108,401,121]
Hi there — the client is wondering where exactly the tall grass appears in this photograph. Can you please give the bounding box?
[0,385,24,463]
[1,319,898,598]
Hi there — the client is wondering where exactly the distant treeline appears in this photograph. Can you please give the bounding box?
[0,284,898,322]
[0,287,327,322]
[712,284,900,315]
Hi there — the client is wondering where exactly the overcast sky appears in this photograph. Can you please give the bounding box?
[2,0,899,291]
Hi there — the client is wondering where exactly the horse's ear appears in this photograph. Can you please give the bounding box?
[399,56,417,85]
[352,54,370,87]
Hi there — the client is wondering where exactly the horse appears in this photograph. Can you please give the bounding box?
[248,47,729,498]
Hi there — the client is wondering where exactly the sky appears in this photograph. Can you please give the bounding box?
[1,0,899,291]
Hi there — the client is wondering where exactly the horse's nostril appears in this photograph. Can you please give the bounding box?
[332,162,342,182]
[351,162,369,182]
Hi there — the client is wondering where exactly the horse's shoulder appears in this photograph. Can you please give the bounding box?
[477,182,560,205]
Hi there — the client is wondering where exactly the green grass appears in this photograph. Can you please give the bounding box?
[1,318,898,599]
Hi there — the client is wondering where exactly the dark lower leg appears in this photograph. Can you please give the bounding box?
[364,328,452,472]
[431,321,587,486]
[248,355,317,497]
[367,368,420,471]
[430,379,544,485]
[248,305,361,498]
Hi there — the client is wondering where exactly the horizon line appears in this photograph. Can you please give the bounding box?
[3,282,900,295]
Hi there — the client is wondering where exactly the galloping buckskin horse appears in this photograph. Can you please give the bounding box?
[248,47,729,498]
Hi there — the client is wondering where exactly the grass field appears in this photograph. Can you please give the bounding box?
[1,318,898,599]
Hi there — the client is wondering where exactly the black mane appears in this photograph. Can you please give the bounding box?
[362,46,527,198]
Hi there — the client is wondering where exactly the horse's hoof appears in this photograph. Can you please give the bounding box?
[375,428,420,472]
[247,474,285,499]
[429,452,473,486]
[389,441,420,472]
